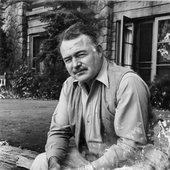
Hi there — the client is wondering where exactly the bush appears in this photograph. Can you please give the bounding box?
[36,75,63,100]
[150,75,170,110]
[11,65,62,99]
[11,65,38,98]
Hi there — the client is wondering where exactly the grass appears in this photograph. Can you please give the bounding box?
[0,99,57,153]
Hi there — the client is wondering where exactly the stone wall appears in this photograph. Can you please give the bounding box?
[3,0,28,69]
[87,0,113,59]
[2,0,113,70]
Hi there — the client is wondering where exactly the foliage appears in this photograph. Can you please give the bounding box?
[150,75,170,110]
[0,1,12,75]
[12,65,38,98]
[12,65,63,99]
[0,30,12,75]
[0,2,3,27]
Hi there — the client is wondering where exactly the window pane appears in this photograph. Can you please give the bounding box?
[139,23,152,62]
[124,43,133,68]
[124,25,133,43]
[138,68,151,85]
[33,36,45,70]
[123,24,133,68]
[157,66,170,77]
[157,19,170,64]
[136,22,153,84]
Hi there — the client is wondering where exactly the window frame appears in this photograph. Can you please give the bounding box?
[29,34,45,73]
[152,15,170,80]
[116,15,170,82]
[120,16,134,68]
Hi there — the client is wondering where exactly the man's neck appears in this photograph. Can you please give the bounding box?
[84,83,91,94]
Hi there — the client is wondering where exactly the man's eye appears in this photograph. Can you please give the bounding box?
[64,58,72,64]
[77,53,86,58]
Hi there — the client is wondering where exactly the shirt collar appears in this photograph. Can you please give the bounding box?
[73,57,109,88]
[95,57,109,88]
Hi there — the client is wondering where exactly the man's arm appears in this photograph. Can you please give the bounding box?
[45,80,73,168]
[90,73,150,169]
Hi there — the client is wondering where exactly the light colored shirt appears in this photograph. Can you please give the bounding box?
[45,58,150,169]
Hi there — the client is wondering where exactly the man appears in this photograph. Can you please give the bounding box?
[30,22,150,170]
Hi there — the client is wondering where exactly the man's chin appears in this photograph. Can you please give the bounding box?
[71,72,91,83]
[75,76,89,83]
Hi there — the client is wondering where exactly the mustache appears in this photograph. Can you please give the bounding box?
[73,66,87,74]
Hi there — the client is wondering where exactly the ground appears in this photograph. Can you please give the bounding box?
[0,99,170,154]
[0,99,57,153]
[0,99,170,170]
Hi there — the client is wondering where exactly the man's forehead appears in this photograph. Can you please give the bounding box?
[60,35,93,51]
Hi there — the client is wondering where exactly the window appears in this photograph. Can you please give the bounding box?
[118,17,153,84]
[119,16,134,68]
[116,15,170,84]
[30,35,45,73]
[153,16,170,79]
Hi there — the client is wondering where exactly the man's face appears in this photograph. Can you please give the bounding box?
[60,34,103,85]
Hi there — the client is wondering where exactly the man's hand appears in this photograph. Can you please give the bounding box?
[48,156,61,170]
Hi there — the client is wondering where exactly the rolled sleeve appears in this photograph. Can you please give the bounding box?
[45,80,73,162]
[91,138,137,169]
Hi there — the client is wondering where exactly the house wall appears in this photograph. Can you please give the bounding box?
[2,0,112,69]
[3,0,28,68]
[3,0,170,71]
[113,1,170,20]
[111,1,170,61]
[26,0,113,68]
[86,0,113,58]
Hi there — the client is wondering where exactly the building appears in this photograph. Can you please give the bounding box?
[111,1,170,84]
[2,0,170,84]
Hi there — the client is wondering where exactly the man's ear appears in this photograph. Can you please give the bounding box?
[96,45,103,53]
[96,45,103,58]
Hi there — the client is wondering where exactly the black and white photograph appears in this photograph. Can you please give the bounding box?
[0,0,170,170]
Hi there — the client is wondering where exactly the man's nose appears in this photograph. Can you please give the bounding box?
[72,58,80,68]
